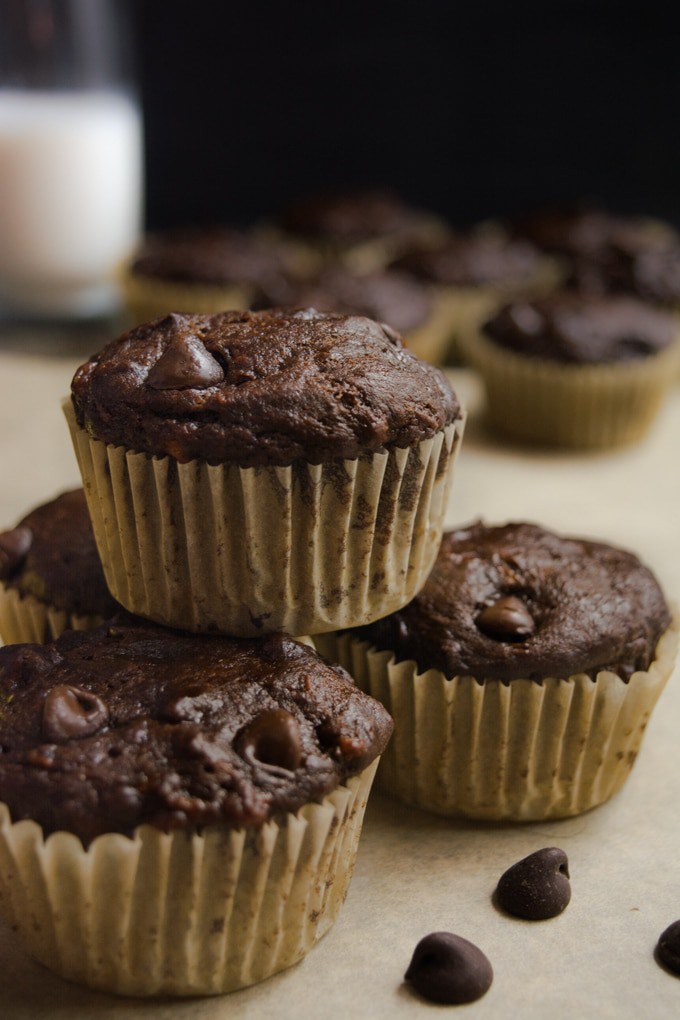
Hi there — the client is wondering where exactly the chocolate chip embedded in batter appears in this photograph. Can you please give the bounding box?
[656,920,680,976]
[495,847,571,920]
[147,320,224,390]
[240,708,303,772]
[42,685,109,743]
[0,526,33,579]
[475,595,535,642]
[405,931,493,1005]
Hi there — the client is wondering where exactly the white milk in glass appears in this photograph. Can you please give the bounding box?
[0,90,142,317]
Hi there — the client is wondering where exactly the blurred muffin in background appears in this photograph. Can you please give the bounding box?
[458,290,680,448]
[251,265,454,363]
[391,229,559,362]
[0,488,119,644]
[121,226,300,324]
[273,189,450,274]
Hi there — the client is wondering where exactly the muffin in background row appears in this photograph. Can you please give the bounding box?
[0,619,392,995]
[460,291,680,448]
[315,520,678,821]
[67,308,464,638]
[0,488,119,644]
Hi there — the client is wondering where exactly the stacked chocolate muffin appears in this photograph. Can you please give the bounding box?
[0,307,465,996]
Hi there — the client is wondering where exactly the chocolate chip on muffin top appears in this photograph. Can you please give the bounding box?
[71,309,461,466]
[482,293,676,363]
[350,521,671,682]
[0,488,118,619]
[0,618,393,843]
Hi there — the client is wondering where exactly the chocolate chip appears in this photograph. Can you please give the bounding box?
[147,333,224,390]
[405,932,493,1005]
[240,708,302,773]
[476,595,535,642]
[0,526,32,579]
[656,920,680,976]
[42,685,108,743]
[495,847,571,920]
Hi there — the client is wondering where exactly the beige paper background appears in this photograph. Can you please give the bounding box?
[0,337,678,1018]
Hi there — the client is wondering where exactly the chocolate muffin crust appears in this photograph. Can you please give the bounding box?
[0,489,118,618]
[350,522,671,682]
[71,309,460,466]
[279,189,442,245]
[251,267,433,335]
[482,293,676,364]
[393,234,541,288]
[129,227,291,286]
[0,618,393,842]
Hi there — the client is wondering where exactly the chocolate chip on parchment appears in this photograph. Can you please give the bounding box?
[405,931,493,1005]
[495,847,571,920]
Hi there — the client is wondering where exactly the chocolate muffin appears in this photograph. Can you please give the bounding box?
[276,189,449,272]
[0,617,392,995]
[0,488,119,644]
[121,226,299,323]
[251,265,453,363]
[66,308,465,636]
[392,230,559,362]
[459,292,679,447]
[315,521,677,820]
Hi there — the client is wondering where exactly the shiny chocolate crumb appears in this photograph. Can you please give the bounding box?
[495,847,571,920]
[240,708,303,774]
[656,920,680,976]
[405,931,493,1005]
[475,595,535,642]
[42,685,109,743]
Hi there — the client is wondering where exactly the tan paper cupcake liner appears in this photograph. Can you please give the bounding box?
[0,584,104,645]
[64,401,463,636]
[120,267,251,324]
[0,760,378,997]
[315,618,678,821]
[458,326,680,448]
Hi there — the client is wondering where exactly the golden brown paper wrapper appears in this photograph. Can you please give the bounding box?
[458,326,680,448]
[0,584,103,645]
[64,401,463,636]
[315,618,678,821]
[0,761,378,997]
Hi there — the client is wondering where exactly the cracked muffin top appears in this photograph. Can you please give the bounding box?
[71,308,460,467]
[0,618,393,843]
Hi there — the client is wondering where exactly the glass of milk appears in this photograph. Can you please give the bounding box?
[0,0,143,319]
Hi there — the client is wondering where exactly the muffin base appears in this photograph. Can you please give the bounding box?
[65,402,463,637]
[0,583,104,645]
[459,326,680,448]
[0,761,378,997]
[315,618,678,821]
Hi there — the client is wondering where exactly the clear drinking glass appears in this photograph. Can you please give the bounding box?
[0,0,143,319]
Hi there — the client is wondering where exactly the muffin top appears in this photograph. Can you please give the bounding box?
[350,521,671,683]
[482,292,676,364]
[251,267,433,335]
[71,309,460,466]
[566,241,680,306]
[510,205,677,259]
[0,489,118,619]
[278,189,445,246]
[0,618,393,843]
[393,233,541,288]
[128,227,292,286]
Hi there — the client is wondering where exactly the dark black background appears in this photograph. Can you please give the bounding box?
[133,1,680,231]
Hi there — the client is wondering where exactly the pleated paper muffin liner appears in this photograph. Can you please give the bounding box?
[458,325,680,448]
[0,584,104,645]
[314,617,678,821]
[64,401,463,637]
[120,268,251,325]
[0,760,378,997]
